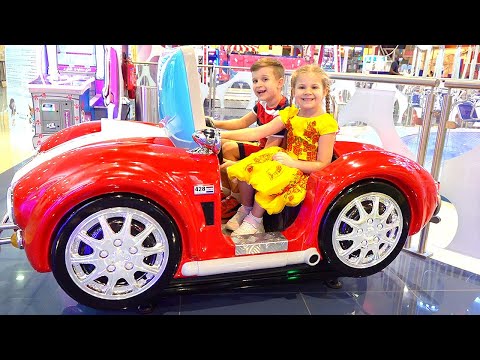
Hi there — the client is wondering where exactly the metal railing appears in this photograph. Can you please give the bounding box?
[414,79,480,255]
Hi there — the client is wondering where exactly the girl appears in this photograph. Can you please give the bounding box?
[221,64,338,238]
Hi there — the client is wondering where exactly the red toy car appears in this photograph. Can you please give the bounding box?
[0,46,441,310]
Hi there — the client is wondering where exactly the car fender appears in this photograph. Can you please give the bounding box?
[15,140,220,272]
[285,149,438,250]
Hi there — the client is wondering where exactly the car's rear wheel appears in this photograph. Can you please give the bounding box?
[319,181,410,278]
[51,195,181,310]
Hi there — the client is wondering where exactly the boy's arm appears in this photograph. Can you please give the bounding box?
[222,116,285,142]
[209,111,257,130]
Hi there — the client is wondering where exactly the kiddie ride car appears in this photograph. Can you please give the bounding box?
[0,46,441,311]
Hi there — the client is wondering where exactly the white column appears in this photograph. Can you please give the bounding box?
[469,45,479,80]
[333,45,339,72]
[434,45,445,78]
[415,49,424,77]
[411,46,418,76]
[423,46,433,77]
[452,45,463,79]
[461,45,472,79]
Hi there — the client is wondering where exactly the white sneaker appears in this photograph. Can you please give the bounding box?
[231,216,265,237]
[225,206,250,231]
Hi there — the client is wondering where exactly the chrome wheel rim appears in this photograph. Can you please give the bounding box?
[65,207,170,300]
[332,192,403,269]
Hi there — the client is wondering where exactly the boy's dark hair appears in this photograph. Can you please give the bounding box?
[250,57,285,80]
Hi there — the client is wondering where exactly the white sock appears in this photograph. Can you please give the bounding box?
[240,205,253,213]
[247,213,263,224]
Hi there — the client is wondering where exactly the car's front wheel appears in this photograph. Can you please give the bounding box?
[319,181,410,278]
[51,195,181,310]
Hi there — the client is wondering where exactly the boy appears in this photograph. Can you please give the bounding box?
[209,57,289,219]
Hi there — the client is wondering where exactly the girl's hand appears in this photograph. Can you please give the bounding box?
[273,152,294,167]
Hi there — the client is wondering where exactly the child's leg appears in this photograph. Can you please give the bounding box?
[238,181,255,207]
[227,142,261,196]
[231,199,266,236]
[225,180,254,231]
[220,161,233,195]
[220,141,241,194]
[222,140,241,161]
[251,201,266,219]
[221,160,240,199]
[220,160,236,194]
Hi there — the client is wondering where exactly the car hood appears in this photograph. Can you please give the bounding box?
[12,119,169,185]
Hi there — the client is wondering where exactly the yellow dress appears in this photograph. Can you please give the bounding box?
[227,105,338,215]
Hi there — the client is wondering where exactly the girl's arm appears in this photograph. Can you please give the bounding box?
[212,111,257,130]
[221,116,285,142]
[273,133,336,174]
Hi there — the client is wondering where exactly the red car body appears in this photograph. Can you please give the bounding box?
[1,118,440,310]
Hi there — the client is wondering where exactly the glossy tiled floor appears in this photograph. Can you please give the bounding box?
[1,234,480,315]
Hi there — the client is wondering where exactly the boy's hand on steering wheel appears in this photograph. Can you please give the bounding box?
[205,116,216,128]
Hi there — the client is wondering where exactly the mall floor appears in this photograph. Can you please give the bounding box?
[1,105,480,315]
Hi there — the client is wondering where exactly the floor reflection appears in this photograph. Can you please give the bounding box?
[1,245,480,315]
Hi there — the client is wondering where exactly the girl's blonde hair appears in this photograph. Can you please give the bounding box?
[289,64,332,114]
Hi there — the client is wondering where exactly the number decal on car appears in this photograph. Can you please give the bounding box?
[194,184,214,195]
